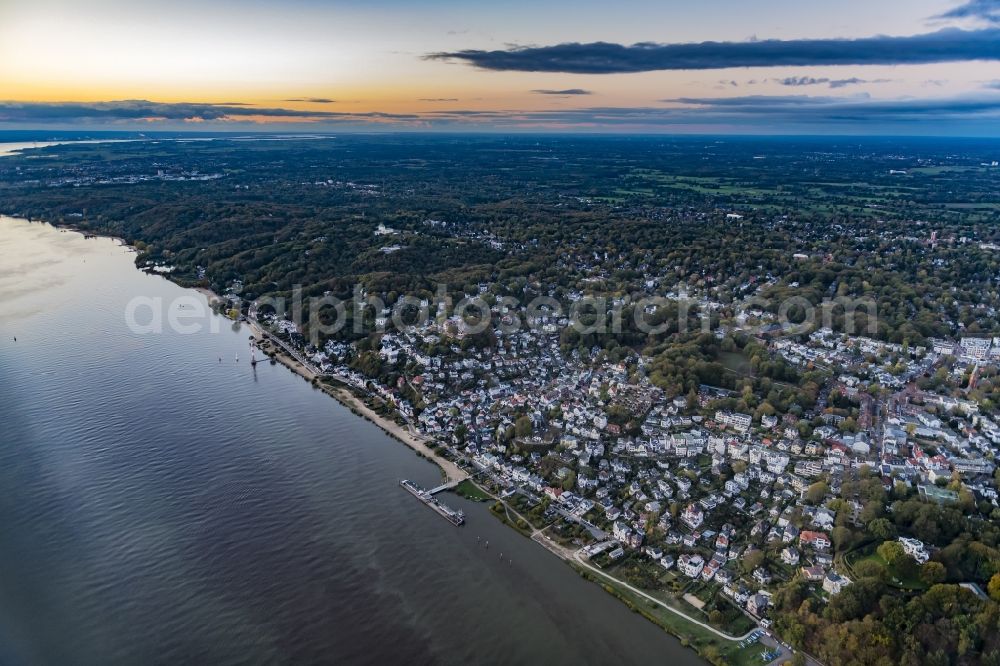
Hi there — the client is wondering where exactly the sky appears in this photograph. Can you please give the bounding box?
[1,0,999,134]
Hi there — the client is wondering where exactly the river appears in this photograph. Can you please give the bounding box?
[0,140,134,158]
[0,216,706,665]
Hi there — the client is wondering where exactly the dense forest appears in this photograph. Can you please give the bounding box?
[0,136,997,348]
[772,471,1000,665]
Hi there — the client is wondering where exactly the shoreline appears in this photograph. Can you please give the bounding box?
[126,233,751,665]
[0,213,467,488]
[9,217,749,665]
[198,279,753,662]
[196,287,468,485]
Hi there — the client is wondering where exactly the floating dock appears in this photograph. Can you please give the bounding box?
[400,479,465,526]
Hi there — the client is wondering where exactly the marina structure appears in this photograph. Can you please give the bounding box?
[400,479,465,526]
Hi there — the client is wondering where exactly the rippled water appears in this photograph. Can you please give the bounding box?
[0,216,702,665]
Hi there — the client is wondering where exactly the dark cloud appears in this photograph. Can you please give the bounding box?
[660,94,1000,120]
[1,96,999,134]
[933,0,1000,24]
[283,97,336,103]
[530,88,593,95]
[775,77,883,88]
[663,95,851,109]
[426,27,1000,73]
[417,95,1000,130]
[828,78,875,89]
[418,98,459,102]
[778,77,833,87]
[0,100,415,123]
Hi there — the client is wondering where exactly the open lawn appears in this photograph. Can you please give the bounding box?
[719,351,753,376]
[575,567,763,666]
[453,479,492,501]
[845,547,927,591]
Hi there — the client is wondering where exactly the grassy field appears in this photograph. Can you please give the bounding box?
[719,351,753,376]
[616,166,997,219]
[845,547,927,591]
[624,171,782,198]
[573,564,766,666]
[908,165,982,174]
[452,479,493,501]
[487,500,535,536]
[940,202,1000,210]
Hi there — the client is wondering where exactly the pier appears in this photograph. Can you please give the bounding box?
[426,479,462,495]
[400,479,465,526]
[426,470,485,495]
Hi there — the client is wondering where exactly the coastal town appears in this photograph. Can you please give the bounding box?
[236,251,1000,664]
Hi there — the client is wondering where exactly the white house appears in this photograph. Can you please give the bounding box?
[823,571,851,595]
[682,504,705,529]
[899,537,930,564]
